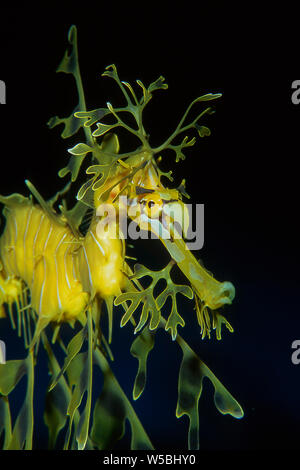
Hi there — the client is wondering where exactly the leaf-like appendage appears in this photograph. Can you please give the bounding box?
[68,143,93,156]
[195,296,234,340]
[173,136,196,163]
[136,76,168,106]
[6,352,34,450]
[212,312,234,340]
[49,324,87,391]
[130,327,155,400]
[58,155,85,181]
[65,351,91,449]
[148,76,168,94]
[115,262,193,340]
[47,107,83,140]
[57,142,94,182]
[156,281,193,341]
[92,348,154,450]
[176,337,244,450]
[155,161,174,184]
[153,92,221,166]
[59,198,89,237]
[47,25,94,184]
[57,25,78,75]
[102,64,119,81]
[43,341,71,449]
[75,133,121,203]
[114,288,160,334]
[90,370,127,449]
[44,380,69,449]
[0,396,12,449]
[194,123,211,138]
[75,108,109,127]
[64,310,93,450]
[0,359,27,396]
[76,162,118,203]
[47,26,86,139]
[195,93,222,101]
[92,122,119,137]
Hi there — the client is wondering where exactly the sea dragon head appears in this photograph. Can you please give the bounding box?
[119,158,190,242]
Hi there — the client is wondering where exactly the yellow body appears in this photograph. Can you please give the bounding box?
[0,197,125,323]
[77,219,124,299]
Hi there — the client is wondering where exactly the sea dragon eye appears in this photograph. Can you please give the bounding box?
[142,194,163,218]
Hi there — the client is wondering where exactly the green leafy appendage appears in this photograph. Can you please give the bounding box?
[115,261,193,340]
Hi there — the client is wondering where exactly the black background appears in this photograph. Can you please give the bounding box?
[0,3,299,453]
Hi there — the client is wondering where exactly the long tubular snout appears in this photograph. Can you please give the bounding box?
[161,235,235,310]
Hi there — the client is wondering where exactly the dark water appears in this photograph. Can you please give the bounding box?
[0,4,299,455]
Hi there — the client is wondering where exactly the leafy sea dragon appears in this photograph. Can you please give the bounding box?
[0,25,243,450]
